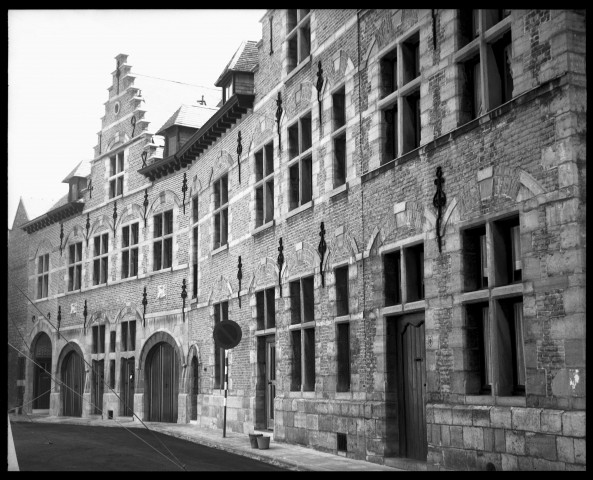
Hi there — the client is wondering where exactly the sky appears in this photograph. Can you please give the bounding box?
[7,9,267,229]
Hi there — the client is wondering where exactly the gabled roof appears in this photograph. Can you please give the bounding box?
[48,193,70,211]
[61,160,91,183]
[156,104,219,136]
[214,40,259,86]
[132,74,221,137]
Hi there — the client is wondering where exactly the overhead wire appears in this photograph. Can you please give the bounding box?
[8,341,186,471]
[8,279,188,471]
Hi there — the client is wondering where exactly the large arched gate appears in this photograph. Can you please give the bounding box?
[33,333,52,410]
[62,350,85,417]
[146,342,179,423]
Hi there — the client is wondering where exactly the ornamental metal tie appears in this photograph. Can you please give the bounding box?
[277,238,284,297]
[83,300,88,330]
[112,201,118,235]
[143,189,149,227]
[316,61,324,135]
[276,92,283,153]
[85,213,91,247]
[181,279,187,322]
[237,256,243,308]
[432,166,446,253]
[141,286,148,327]
[57,305,61,332]
[141,151,148,168]
[237,131,243,184]
[87,179,94,199]
[59,223,64,256]
[318,222,327,287]
[182,172,188,215]
[131,115,136,137]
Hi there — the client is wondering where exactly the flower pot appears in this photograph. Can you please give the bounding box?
[249,433,263,448]
[256,435,270,450]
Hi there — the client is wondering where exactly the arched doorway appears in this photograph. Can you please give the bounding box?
[190,356,199,421]
[146,342,179,423]
[62,350,85,417]
[33,333,52,410]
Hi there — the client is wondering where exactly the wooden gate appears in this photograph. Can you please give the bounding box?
[120,357,135,417]
[62,350,85,417]
[397,313,427,460]
[33,333,52,410]
[91,359,104,415]
[147,343,178,423]
[265,336,276,430]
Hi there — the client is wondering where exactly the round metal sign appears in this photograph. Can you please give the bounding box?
[213,320,242,349]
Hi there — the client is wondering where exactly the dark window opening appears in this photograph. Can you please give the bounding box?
[462,225,488,291]
[402,33,420,84]
[213,175,229,249]
[405,244,425,302]
[380,49,398,99]
[121,321,136,352]
[384,250,402,306]
[336,323,350,392]
[92,324,106,354]
[335,266,349,316]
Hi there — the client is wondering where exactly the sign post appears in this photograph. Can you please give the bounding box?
[213,319,242,438]
[223,350,228,437]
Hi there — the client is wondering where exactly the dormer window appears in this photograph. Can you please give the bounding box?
[165,130,178,157]
[223,77,234,104]
[68,177,87,202]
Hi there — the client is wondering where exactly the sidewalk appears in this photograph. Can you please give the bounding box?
[9,413,407,471]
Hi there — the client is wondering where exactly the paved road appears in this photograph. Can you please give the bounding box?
[10,421,286,471]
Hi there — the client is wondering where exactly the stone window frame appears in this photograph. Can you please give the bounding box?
[108,149,125,199]
[152,209,174,272]
[377,28,422,165]
[331,83,348,189]
[36,252,50,299]
[255,286,276,332]
[212,173,229,251]
[67,241,83,292]
[191,195,199,298]
[285,9,311,75]
[92,232,109,286]
[460,211,525,397]
[382,240,425,308]
[333,262,351,393]
[287,110,313,211]
[254,140,275,229]
[92,323,106,355]
[288,274,316,392]
[454,9,513,123]
[120,319,136,353]
[120,221,139,280]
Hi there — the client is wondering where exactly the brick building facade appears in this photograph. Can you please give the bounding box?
[8,9,586,471]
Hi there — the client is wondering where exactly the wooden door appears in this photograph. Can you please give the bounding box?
[62,350,84,417]
[34,358,52,409]
[91,359,104,415]
[265,336,276,430]
[397,313,427,460]
[147,343,178,423]
[190,356,198,421]
[120,357,135,417]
